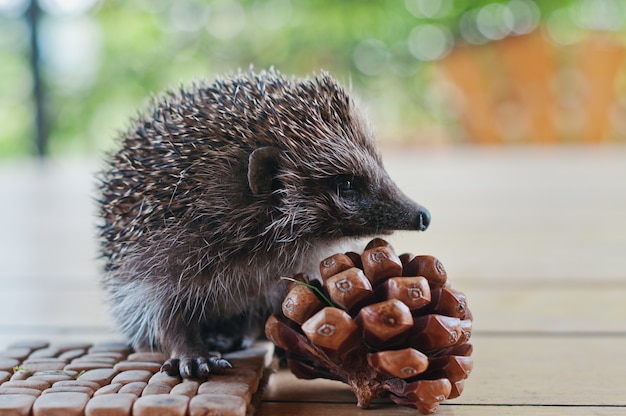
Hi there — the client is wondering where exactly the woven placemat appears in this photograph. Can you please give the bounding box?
[0,340,274,416]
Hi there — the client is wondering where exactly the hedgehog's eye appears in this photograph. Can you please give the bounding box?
[336,176,359,200]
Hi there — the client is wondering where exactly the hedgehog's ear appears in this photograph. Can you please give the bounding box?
[248,146,281,196]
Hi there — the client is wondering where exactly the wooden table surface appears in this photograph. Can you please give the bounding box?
[1,145,625,415]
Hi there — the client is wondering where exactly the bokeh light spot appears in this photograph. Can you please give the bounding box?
[0,0,29,18]
[205,0,246,40]
[508,0,540,35]
[353,39,390,76]
[408,24,452,61]
[476,3,514,40]
[38,0,99,17]
[253,0,292,31]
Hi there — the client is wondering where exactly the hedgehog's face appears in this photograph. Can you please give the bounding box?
[308,171,431,239]
[247,146,430,243]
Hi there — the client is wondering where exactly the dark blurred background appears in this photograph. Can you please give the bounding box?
[2,0,626,158]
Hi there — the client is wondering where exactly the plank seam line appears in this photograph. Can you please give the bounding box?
[474,330,626,338]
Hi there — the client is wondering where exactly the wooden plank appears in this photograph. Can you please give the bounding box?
[258,402,626,416]
[3,147,626,283]
[6,275,626,344]
[0,289,110,328]
[4,266,626,345]
[3,282,624,356]
[462,285,626,333]
[263,371,354,404]
[4,275,625,344]
[264,335,626,407]
[450,335,626,406]
[0,159,99,282]
[382,146,626,282]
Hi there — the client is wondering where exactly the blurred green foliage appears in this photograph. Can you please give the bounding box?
[3,0,623,157]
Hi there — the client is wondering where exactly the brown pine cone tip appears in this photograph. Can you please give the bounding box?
[265,238,473,414]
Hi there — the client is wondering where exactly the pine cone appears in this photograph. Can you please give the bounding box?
[265,238,472,414]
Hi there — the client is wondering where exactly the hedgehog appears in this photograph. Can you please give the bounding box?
[97,68,431,379]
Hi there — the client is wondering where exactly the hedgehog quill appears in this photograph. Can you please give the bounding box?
[98,68,430,379]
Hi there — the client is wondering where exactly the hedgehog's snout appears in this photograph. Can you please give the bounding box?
[372,179,431,234]
[373,197,431,235]
[416,206,431,231]
[402,203,430,232]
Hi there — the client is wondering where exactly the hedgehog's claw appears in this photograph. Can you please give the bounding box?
[161,354,232,380]
[216,357,233,369]
[161,358,178,376]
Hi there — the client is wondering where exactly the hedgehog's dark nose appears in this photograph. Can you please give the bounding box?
[417,207,431,231]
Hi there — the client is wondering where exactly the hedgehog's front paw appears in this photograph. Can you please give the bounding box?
[161,353,232,379]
